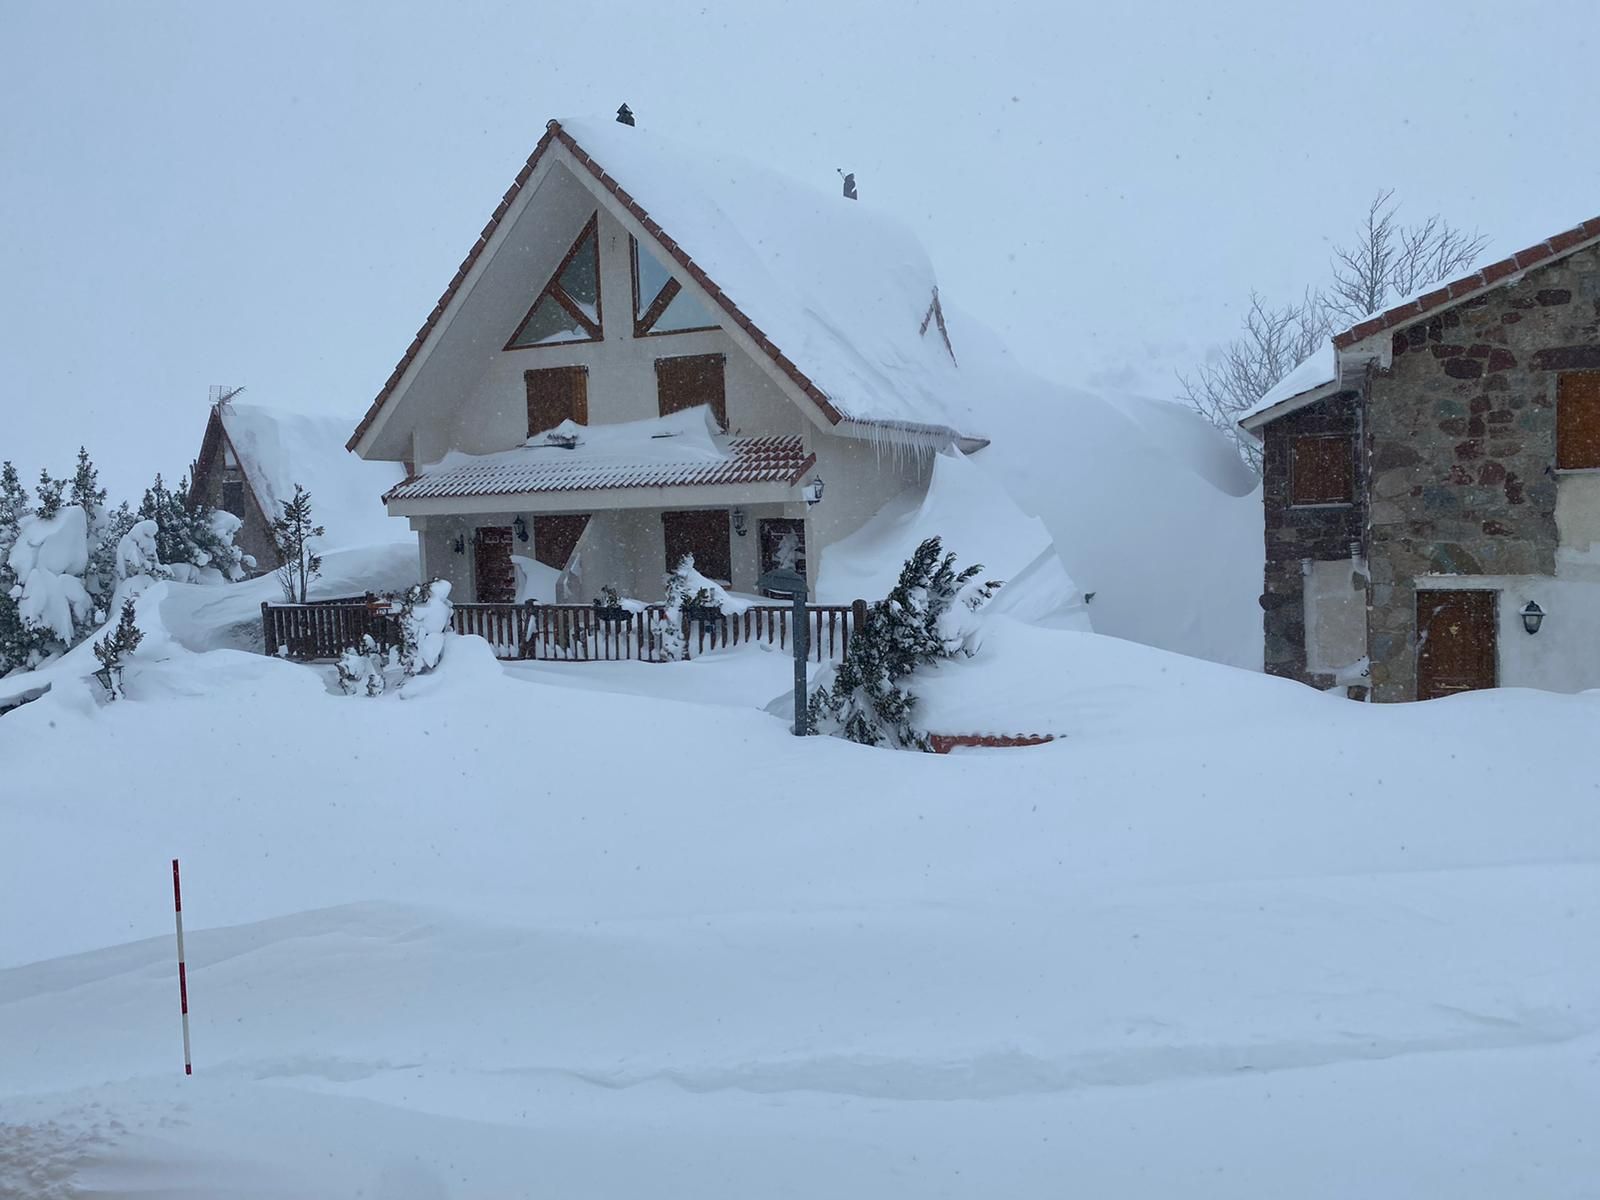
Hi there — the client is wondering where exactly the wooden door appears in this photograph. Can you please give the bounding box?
[474,526,517,602]
[532,514,590,570]
[662,509,732,583]
[1416,590,1496,700]
[525,366,588,437]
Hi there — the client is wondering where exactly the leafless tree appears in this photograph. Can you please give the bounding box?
[1178,291,1330,471]
[1182,191,1488,471]
[1324,189,1488,324]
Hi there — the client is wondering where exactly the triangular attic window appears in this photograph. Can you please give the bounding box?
[506,214,603,349]
[631,236,719,337]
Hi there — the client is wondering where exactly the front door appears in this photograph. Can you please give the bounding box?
[662,509,732,584]
[1416,590,1497,700]
[474,526,516,602]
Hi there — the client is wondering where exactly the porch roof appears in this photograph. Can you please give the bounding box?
[385,434,813,503]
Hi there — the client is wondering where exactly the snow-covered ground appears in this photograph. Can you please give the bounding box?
[2,593,1598,1197]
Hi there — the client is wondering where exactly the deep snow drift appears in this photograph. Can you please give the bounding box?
[2,594,1597,1197]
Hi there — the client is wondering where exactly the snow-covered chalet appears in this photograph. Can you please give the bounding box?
[347,114,989,605]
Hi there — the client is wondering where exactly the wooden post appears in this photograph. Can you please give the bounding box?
[792,590,809,735]
[260,601,272,656]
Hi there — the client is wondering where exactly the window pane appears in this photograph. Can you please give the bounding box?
[558,224,599,313]
[509,294,589,347]
[653,286,718,332]
[1291,436,1353,505]
[633,238,673,319]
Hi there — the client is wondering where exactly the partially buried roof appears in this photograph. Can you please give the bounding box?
[350,116,980,453]
[218,404,409,549]
[385,408,813,505]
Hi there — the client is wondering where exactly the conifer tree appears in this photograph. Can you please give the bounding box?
[92,597,144,700]
[807,537,998,750]
[35,470,66,519]
[68,447,106,521]
[271,484,324,603]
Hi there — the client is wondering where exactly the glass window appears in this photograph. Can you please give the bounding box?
[505,215,603,349]
[632,237,719,337]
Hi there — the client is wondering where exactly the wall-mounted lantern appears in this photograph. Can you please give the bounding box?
[514,516,529,543]
[803,477,825,507]
[1521,600,1545,635]
[452,533,466,555]
[732,508,748,537]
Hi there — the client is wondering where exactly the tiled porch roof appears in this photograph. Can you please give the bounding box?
[386,435,813,502]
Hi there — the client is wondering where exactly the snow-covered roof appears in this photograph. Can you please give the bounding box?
[213,403,409,548]
[386,408,812,503]
[350,117,981,454]
[1237,340,1339,431]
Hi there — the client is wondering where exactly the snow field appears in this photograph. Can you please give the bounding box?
[2,614,1598,1195]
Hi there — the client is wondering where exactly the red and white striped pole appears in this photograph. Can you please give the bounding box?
[172,858,192,1076]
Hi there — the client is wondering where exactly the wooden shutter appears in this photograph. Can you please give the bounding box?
[532,514,590,570]
[655,354,726,429]
[1416,590,1497,699]
[473,526,517,602]
[1290,435,1354,505]
[1557,372,1600,469]
[525,367,589,437]
[662,510,732,584]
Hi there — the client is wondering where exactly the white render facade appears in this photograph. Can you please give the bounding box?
[349,118,981,605]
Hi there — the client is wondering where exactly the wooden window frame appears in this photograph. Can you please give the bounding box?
[525,366,589,438]
[503,213,604,351]
[655,353,728,430]
[1289,434,1355,507]
[1556,371,1600,470]
[220,478,246,518]
[630,235,719,339]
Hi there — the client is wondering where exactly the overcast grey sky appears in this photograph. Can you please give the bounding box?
[4,0,1599,499]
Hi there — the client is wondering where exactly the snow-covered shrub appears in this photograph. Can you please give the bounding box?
[396,579,453,676]
[7,505,96,650]
[650,554,751,662]
[808,537,1000,750]
[92,598,144,700]
[336,634,386,696]
[137,472,249,582]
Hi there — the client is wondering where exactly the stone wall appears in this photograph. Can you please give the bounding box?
[1363,242,1600,699]
[1259,392,1365,687]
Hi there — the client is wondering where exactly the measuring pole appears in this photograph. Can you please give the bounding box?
[172,858,192,1075]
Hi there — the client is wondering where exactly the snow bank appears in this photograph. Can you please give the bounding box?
[817,451,1089,630]
[942,307,1263,669]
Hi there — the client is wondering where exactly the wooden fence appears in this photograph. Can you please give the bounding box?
[262,597,867,664]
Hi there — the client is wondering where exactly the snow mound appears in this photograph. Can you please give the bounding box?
[817,451,1088,630]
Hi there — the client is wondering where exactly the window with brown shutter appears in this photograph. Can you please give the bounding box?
[1557,372,1600,469]
[1290,435,1354,505]
[526,367,588,438]
[662,509,732,584]
[655,354,726,429]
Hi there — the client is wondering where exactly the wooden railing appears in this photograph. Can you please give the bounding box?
[263,598,868,664]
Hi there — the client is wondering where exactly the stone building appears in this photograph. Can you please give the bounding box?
[1241,214,1600,701]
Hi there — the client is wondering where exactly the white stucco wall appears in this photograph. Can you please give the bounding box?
[1304,557,1366,674]
[1411,573,1600,693]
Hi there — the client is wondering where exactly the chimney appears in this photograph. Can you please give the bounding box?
[616,103,635,127]
[838,170,857,201]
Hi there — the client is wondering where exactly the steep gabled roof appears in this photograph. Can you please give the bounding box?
[198,403,408,549]
[1242,211,1600,433]
[349,118,981,454]
[1333,214,1600,351]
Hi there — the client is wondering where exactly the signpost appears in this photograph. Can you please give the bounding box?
[172,858,192,1076]
[758,569,810,736]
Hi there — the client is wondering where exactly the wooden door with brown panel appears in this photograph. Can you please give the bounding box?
[474,526,517,603]
[1416,590,1496,700]
[532,514,590,571]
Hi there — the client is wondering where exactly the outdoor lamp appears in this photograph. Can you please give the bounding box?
[514,516,529,542]
[1521,600,1545,635]
[452,534,466,555]
[804,477,825,506]
[732,508,748,537]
